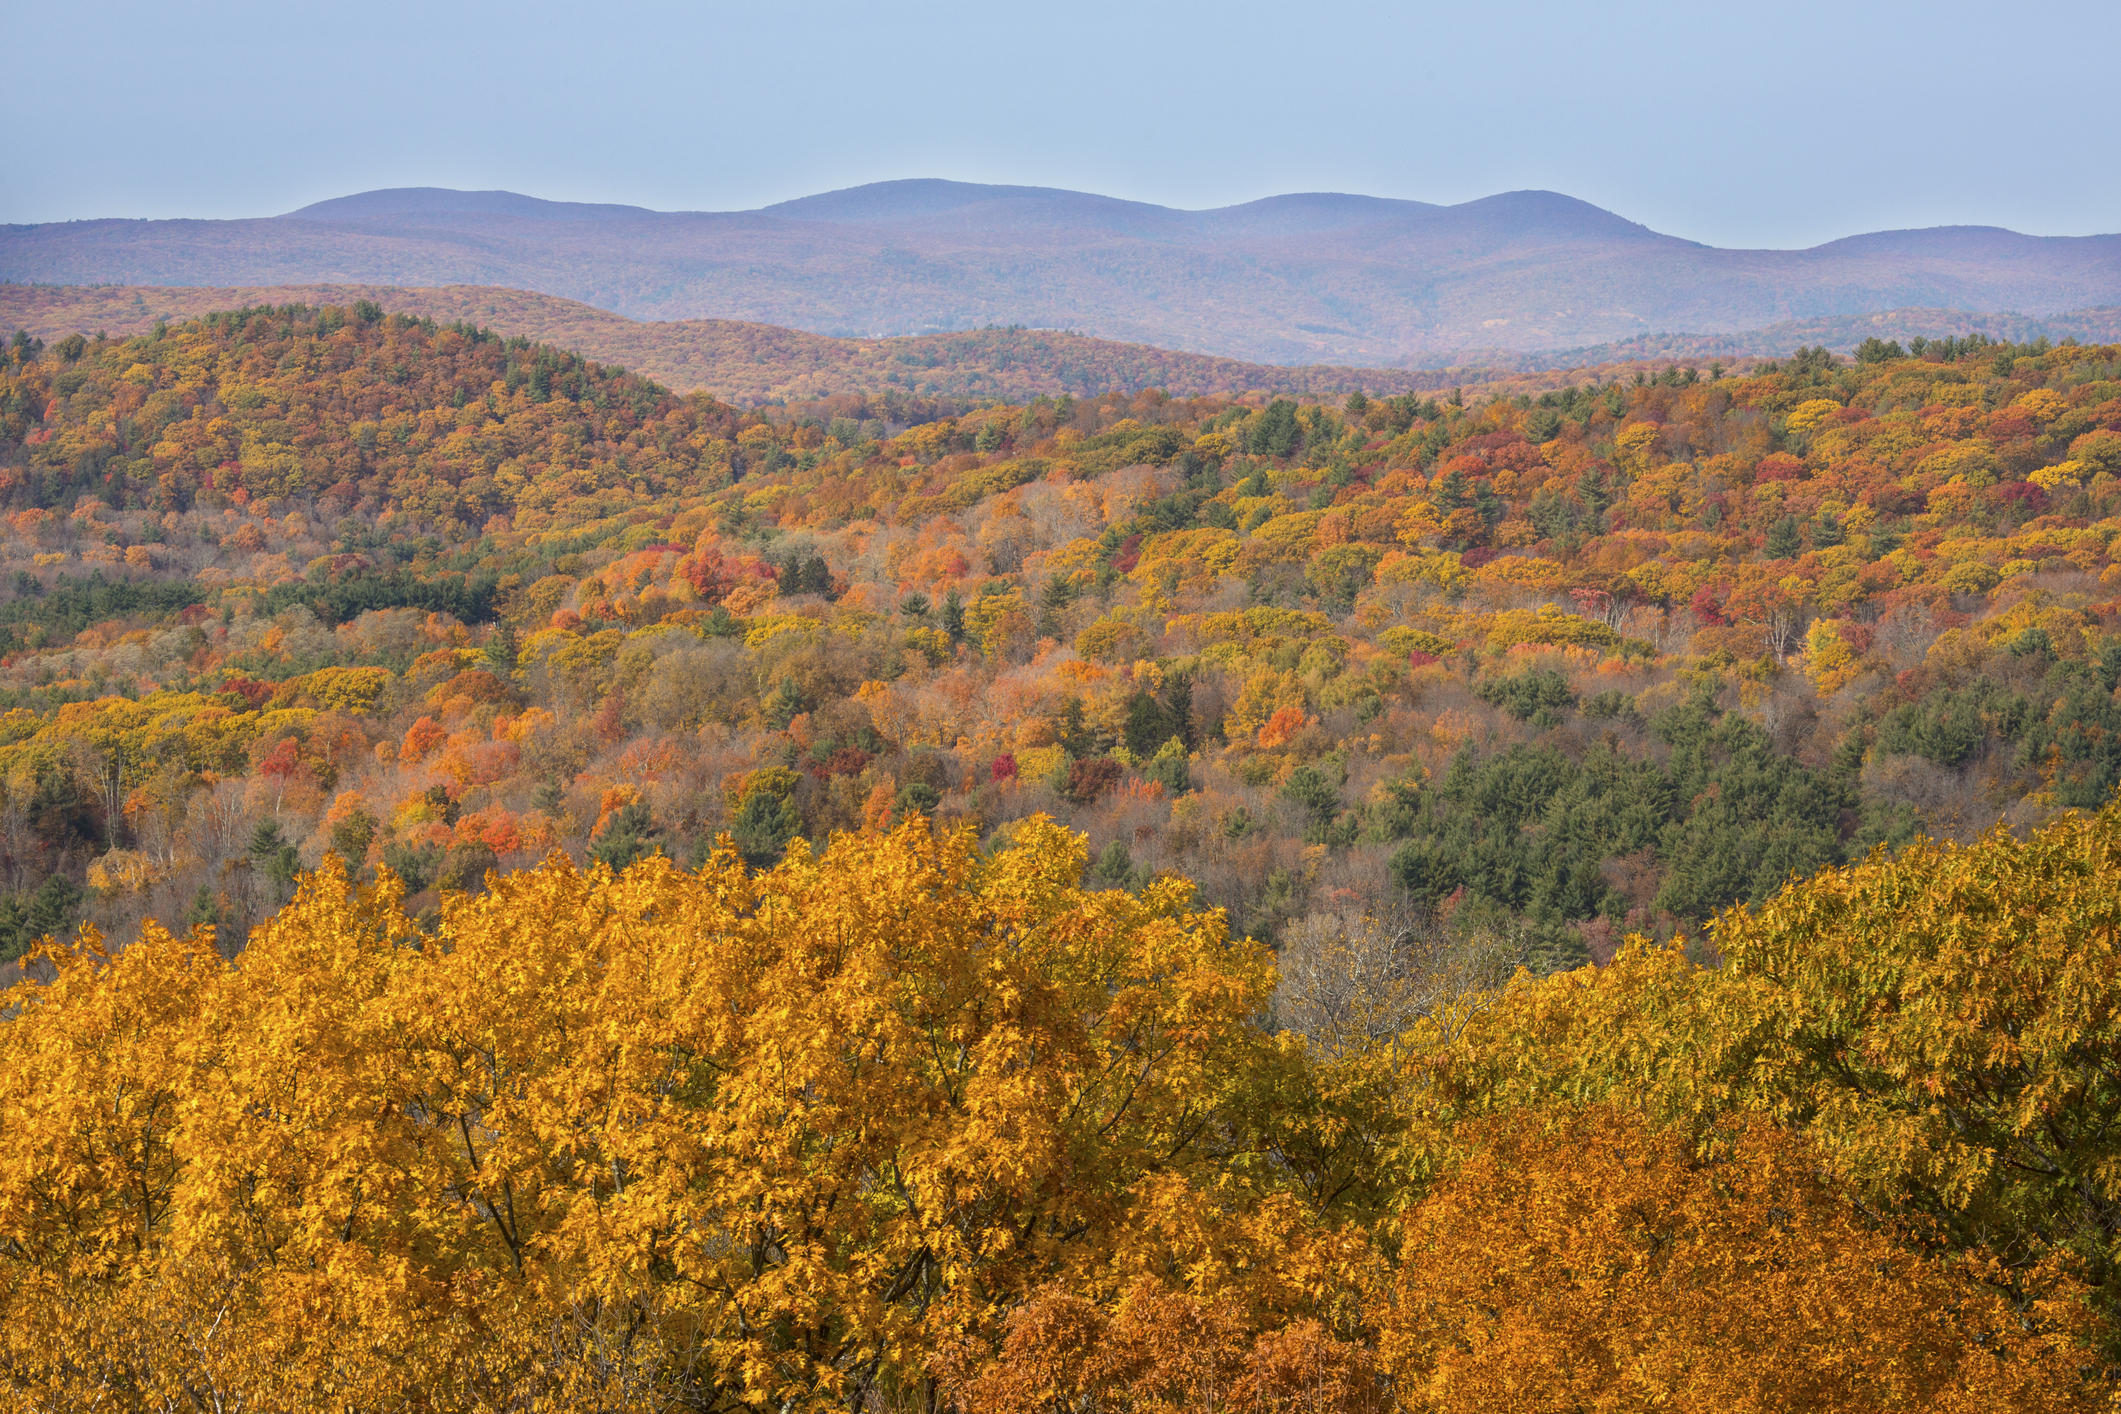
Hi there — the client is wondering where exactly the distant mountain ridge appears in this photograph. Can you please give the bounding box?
[6,180,2115,364]
[287,188,656,223]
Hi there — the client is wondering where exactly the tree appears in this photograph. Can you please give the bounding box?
[955,1283,1381,1414]
[894,781,942,818]
[1248,400,1300,458]
[1090,839,1136,889]
[0,877,84,964]
[1055,695,1097,759]
[330,806,379,869]
[1379,1105,2097,1413]
[782,553,835,598]
[1280,766,1341,828]
[1065,758,1124,804]
[589,798,661,871]
[762,676,806,730]
[730,787,799,866]
[1162,674,1196,751]
[0,820,1282,1409]
[1273,904,1524,1063]
[1765,515,1802,558]
[482,621,519,676]
[1143,737,1190,797]
[248,819,300,909]
[1476,668,1577,725]
[1123,691,1173,759]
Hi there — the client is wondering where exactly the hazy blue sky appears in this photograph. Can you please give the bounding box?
[9,0,2116,248]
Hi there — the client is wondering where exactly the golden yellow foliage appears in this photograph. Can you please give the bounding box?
[1801,616,1865,694]
[303,663,395,715]
[0,819,1282,1410]
[1783,398,1844,434]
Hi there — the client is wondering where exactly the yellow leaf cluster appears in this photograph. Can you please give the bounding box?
[0,819,1283,1409]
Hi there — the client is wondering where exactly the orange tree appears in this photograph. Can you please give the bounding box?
[1413,800,2121,1352]
[1377,1105,2100,1414]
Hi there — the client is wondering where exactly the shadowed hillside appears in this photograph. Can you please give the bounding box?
[0,283,1765,403]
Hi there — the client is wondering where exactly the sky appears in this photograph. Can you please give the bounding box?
[7,0,2117,249]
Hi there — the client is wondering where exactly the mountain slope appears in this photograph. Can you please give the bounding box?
[286,188,657,222]
[3,181,2116,364]
[0,283,1468,401]
[10,283,2118,407]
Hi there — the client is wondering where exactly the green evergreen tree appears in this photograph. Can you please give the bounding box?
[763,677,806,730]
[1123,691,1173,759]
[1248,400,1300,458]
[1055,696,1096,759]
[895,781,942,818]
[483,622,520,677]
[1163,675,1196,751]
[249,820,301,908]
[590,800,662,872]
[1474,668,1578,724]
[1281,766,1342,834]
[1090,839,1136,890]
[331,807,379,870]
[731,791,799,868]
[1436,466,1472,512]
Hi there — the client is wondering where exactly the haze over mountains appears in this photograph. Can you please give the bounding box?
[10,281,2121,407]
[5,179,2117,366]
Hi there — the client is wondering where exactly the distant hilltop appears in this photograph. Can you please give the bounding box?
[7,282,2118,407]
[5,179,2117,367]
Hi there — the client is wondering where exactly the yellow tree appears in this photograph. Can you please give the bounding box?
[0,816,1287,1410]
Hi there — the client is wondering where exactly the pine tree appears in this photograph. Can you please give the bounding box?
[591,800,661,872]
[731,791,799,867]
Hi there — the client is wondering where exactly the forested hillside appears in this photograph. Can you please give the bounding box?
[0,282,1741,403]
[0,306,2116,963]
[1548,304,2121,371]
[1,303,2119,1406]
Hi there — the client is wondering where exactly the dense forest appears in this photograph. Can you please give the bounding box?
[0,305,2114,964]
[1,303,2118,1407]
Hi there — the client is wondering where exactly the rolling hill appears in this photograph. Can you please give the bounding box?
[10,282,2117,407]
[0,283,1477,402]
[4,180,2115,365]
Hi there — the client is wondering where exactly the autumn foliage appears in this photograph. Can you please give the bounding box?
[3,303,2121,1406]
[0,819,1289,1408]
[1381,1107,2096,1413]
[2,807,2118,1408]
[2,310,2120,978]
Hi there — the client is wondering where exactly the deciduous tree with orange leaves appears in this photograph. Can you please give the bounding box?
[1377,1105,2100,1414]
